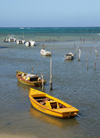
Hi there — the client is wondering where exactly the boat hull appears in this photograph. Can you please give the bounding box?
[65,56,74,60]
[64,52,74,60]
[17,77,42,87]
[25,41,35,46]
[16,71,46,87]
[30,99,78,118]
[17,40,25,44]
[29,88,79,118]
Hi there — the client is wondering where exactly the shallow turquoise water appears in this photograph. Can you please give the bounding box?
[0,28,100,138]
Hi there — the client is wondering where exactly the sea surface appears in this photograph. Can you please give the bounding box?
[0,27,100,138]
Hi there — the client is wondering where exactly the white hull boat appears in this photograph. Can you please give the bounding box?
[17,40,25,44]
[8,37,16,42]
[25,41,35,46]
[64,52,74,60]
[40,49,51,56]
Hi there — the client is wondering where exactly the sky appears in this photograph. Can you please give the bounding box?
[0,0,100,27]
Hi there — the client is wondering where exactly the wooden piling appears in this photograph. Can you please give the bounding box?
[41,73,44,90]
[74,46,79,56]
[94,62,96,70]
[94,46,98,57]
[78,48,81,61]
[50,56,52,90]
[32,66,34,74]
[93,38,94,43]
[86,56,88,69]
[90,48,91,53]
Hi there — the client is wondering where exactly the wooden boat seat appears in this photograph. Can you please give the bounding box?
[51,102,57,109]
[36,98,46,101]
[48,101,66,109]
[59,103,66,108]
[35,97,51,105]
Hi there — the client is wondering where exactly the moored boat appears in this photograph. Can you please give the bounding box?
[29,88,79,118]
[8,36,16,42]
[16,40,25,44]
[16,71,46,87]
[40,49,51,56]
[25,41,35,46]
[64,52,74,60]
[4,38,9,43]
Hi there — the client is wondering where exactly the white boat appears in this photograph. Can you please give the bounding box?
[4,38,9,43]
[25,41,35,46]
[8,36,16,42]
[17,40,25,44]
[64,52,74,60]
[40,49,51,56]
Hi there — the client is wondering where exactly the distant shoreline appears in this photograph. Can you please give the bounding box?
[0,26,100,28]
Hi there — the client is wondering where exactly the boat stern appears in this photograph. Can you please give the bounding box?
[55,107,79,118]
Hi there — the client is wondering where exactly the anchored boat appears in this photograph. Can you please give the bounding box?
[40,49,52,56]
[64,52,74,60]
[16,40,25,44]
[16,71,46,87]
[25,41,35,46]
[29,88,79,118]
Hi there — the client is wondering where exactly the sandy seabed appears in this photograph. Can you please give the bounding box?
[0,134,37,138]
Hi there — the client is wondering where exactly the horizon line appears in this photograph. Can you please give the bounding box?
[0,26,100,28]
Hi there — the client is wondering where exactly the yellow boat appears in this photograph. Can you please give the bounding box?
[16,71,46,87]
[29,88,79,118]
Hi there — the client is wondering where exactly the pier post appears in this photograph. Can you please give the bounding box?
[32,66,34,74]
[41,73,44,90]
[90,48,91,53]
[50,56,52,90]
[86,56,88,69]
[94,62,96,70]
[78,48,81,61]
[94,46,98,57]
[74,46,79,56]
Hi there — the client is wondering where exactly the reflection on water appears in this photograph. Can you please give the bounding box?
[17,81,45,94]
[30,106,79,128]
[17,81,31,92]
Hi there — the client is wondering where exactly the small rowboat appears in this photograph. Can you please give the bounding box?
[29,88,79,118]
[16,71,46,87]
